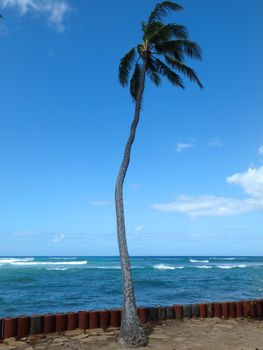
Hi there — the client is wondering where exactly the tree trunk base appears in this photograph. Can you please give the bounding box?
[118,321,147,348]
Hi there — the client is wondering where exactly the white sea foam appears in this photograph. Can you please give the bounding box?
[46,267,69,271]
[153,264,175,270]
[212,257,235,260]
[95,266,121,269]
[10,261,87,266]
[190,259,209,263]
[217,264,247,269]
[131,266,145,269]
[0,258,34,264]
[196,265,212,269]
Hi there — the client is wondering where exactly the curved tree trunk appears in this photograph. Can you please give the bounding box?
[115,59,148,347]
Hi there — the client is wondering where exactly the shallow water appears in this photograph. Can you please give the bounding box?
[0,256,263,317]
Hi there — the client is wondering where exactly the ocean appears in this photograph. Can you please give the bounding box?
[1,256,263,317]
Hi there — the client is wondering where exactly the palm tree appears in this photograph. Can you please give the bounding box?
[115,1,203,347]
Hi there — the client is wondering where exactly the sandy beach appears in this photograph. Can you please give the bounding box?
[1,318,263,350]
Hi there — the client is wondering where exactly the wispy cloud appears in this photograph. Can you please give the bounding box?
[15,230,33,237]
[0,0,71,31]
[258,145,263,155]
[91,200,112,207]
[208,137,223,147]
[176,143,193,153]
[129,183,141,191]
[53,233,65,243]
[134,224,144,233]
[151,166,263,218]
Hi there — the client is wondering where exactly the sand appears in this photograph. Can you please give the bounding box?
[1,318,263,350]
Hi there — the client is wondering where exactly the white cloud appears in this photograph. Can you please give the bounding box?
[91,200,112,207]
[151,166,263,218]
[0,0,70,31]
[227,167,263,198]
[176,143,193,153]
[134,225,144,233]
[15,230,33,237]
[208,137,223,147]
[152,195,263,217]
[258,146,263,155]
[53,233,65,243]
[129,183,141,191]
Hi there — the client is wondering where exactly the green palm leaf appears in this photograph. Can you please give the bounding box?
[119,48,136,86]
[155,40,184,61]
[179,40,202,60]
[130,63,141,101]
[149,23,188,45]
[148,1,183,23]
[165,55,203,88]
[146,58,162,86]
[154,58,184,88]
[155,39,201,60]
[143,22,164,42]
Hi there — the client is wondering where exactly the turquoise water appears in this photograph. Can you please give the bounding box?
[1,256,263,317]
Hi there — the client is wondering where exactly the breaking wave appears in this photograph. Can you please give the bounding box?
[153,264,176,270]
[95,266,121,269]
[0,258,34,264]
[195,265,212,269]
[153,264,184,270]
[212,257,235,260]
[216,264,247,269]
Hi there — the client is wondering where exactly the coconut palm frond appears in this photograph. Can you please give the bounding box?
[141,21,147,33]
[143,22,164,42]
[178,40,202,60]
[119,48,136,86]
[149,23,188,44]
[146,58,162,86]
[165,23,188,39]
[165,55,203,88]
[148,1,183,23]
[155,40,184,61]
[130,63,141,101]
[156,39,202,60]
[155,58,184,88]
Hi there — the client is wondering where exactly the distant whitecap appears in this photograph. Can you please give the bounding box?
[217,264,247,269]
[0,258,34,264]
[153,264,175,270]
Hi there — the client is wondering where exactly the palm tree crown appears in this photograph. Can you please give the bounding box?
[119,1,203,100]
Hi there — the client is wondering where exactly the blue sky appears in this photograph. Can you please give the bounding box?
[0,0,262,256]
